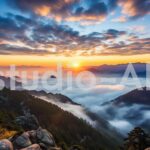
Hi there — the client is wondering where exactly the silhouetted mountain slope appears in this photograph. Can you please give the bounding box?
[0,88,120,150]
[88,63,147,77]
[111,87,150,106]
[101,87,150,134]
[0,76,21,89]
[30,90,79,105]
[30,89,122,144]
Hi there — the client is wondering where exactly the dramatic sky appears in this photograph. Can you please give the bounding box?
[0,0,150,66]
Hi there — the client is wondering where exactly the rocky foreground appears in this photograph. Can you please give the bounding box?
[0,113,81,150]
[0,128,60,150]
[0,113,61,150]
[0,114,150,150]
[0,88,149,150]
[0,88,120,150]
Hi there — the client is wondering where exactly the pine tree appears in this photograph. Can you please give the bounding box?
[121,127,150,150]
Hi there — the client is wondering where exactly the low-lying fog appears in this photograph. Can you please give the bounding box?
[22,74,149,135]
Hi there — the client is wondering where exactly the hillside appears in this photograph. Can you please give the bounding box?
[30,89,122,142]
[111,87,150,106]
[30,90,79,105]
[101,87,150,134]
[0,88,120,150]
[88,63,146,77]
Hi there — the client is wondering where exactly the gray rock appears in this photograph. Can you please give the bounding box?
[20,144,41,150]
[27,130,36,138]
[39,143,61,150]
[36,127,55,147]
[27,130,37,143]
[48,148,62,150]
[0,139,13,150]
[14,132,32,148]
[16,114,39,130]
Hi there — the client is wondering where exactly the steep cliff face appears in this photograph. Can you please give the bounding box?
[0,88,120,150]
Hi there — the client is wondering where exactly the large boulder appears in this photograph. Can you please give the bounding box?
[48,148,62,150]
[36,127,55,147]
[27,130,37,143]
[20,144,41,150]
[13,132,32,149]
[0,139,13,150]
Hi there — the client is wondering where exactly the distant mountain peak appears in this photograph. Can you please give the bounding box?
[112,87,150,106]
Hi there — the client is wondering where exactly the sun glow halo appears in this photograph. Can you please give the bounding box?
[72,62,80,68]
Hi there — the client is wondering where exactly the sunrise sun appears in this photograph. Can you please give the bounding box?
[72,62,80,68]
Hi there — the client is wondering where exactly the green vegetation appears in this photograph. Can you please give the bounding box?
[120,127,150,150]
[0,88,119,150]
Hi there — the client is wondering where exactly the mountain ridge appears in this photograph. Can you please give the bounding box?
[0,88,121,150]
[88,63,147,77]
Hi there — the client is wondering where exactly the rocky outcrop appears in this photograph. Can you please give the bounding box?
[36,127,56,147]
[0,113,61,150]
[20,144,41,150]
[10,127,60,150]
[15,114,39,130]
[0,139,13,150]
[13,132,32,149]
[0,127,61,150]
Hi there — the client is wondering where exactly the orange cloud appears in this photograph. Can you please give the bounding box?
[34,6,106,24]
[65,15,106,22]
[119,0,137,17]
[64,0,74,3]
[1,54,150,67]
[119,0,149,18]
[35,5,51,16]
[28,0,108,24]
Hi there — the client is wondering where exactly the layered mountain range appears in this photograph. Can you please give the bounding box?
[101,87,150,134]
[0,88,121,150]
[88,63,147,77]
[0,74,150,149]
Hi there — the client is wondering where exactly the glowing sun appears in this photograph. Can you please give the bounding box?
[72,62,80,68]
